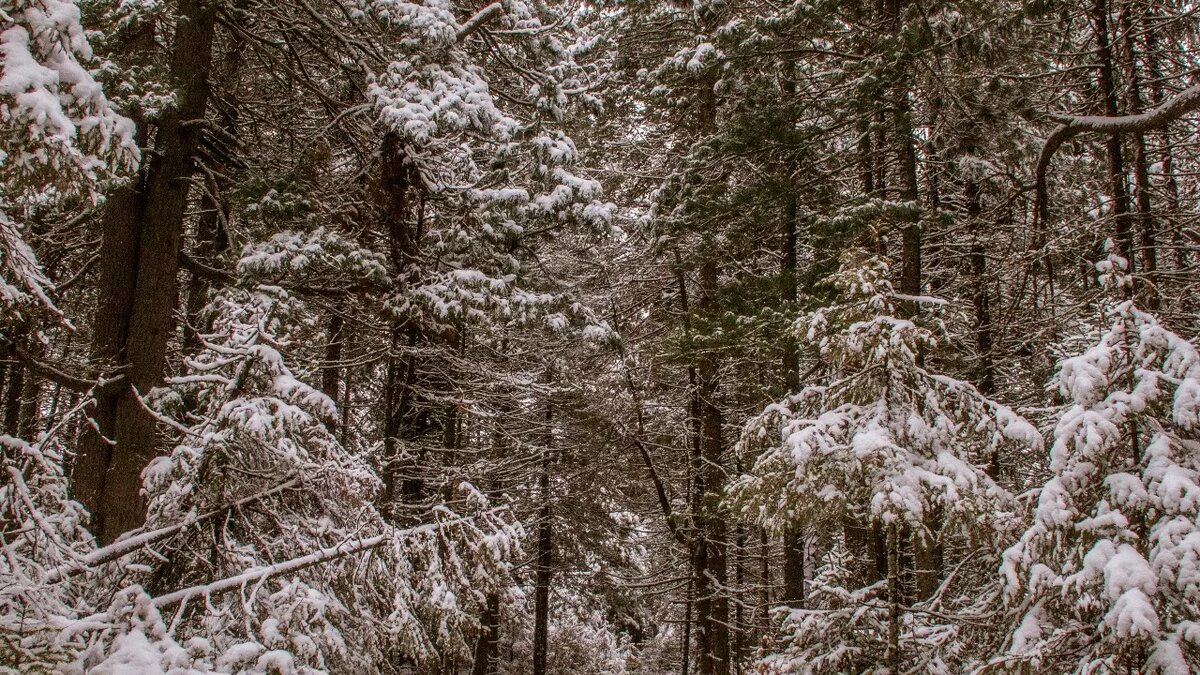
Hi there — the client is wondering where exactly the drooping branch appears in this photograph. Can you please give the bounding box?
[1034,83,1200,222]
[627,432,689,548]
[179,253,379,298]
[0,337,126,396]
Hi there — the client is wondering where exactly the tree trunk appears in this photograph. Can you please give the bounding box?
[182,44,239,355]
[886,523,902,674]
[471,593,500,675]
[75,0,218,544]
[532,401,553,675]
[2,357,23,437]
[378,131,422,514]
[782,529,805,608]
[16,338,42,438]
[1120,4,1157,306]
[681,569,693,675]
[696,257,729,675]
[321,313,344,422]
[1093,0,1135,273]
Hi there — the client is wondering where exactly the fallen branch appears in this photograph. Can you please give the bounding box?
[45,477,300,583]
[152,534,386,608]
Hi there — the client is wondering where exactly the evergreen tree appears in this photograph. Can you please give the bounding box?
[999,253,1200,673]
[731,250,1040,672]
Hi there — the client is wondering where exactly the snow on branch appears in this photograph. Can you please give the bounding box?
[1034,83,1200,220]
[44,478,300,584]
[144,510,494,610]
[151,534,387,609]
[457,2,503,41]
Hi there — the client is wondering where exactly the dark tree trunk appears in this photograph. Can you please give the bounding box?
[532,402,553,675]
[182,19,242,355]
[966,177,999,477]
[321,314,344,404]
[894,83,921,304]
[780,195,806,609]
[695,257,729,675]
[1093,0,1135,274]
[471,593,500,675]
[16,337,42,438]
[1119,5,1157,306]
[782,530,806,608]
[2,358,23,437]
[377,131,423,513]
[75,0,218,544]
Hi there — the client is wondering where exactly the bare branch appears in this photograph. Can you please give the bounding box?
[1034,83,1200,222]
[0,338,126,396]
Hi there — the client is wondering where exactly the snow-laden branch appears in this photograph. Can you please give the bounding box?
[457,2,503,41]
[44,478,300,583]
[145,510,492,610]
[152,534,387,608]
[1034,83,1200,220]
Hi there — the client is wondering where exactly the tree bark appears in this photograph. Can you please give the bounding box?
[1120,4,1157,307]
[780,195,806,609]
[1093,0,1135,275]
[471,593,501,675]
[695,257,729,675]
[886,523,902,674]
[321,313,344,418]
[532,401,553,675]
[782,530,805,608]
[75,0,218,544]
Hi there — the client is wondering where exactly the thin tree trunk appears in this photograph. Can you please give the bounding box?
[1120,4,1157,306]
[378,130,422,514]
[1094,0,1135,274]
[696,256,730,675]
[886,523,902,674]
[966,177,999,476]
[471,593,500,675]
[780,190,807,611]
[681,569,693,675]
[17,337,42,438]
[321,313,344,426]
[2,357,23,437]
[181,19,242,355]
[532,401,553,675]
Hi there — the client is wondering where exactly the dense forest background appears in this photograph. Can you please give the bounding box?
[3,0,1200,673]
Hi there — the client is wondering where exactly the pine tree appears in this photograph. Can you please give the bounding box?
[730,250,1040,673]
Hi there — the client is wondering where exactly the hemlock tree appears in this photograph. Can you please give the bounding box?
[730,250,1041,673]
[998,255,1200,673]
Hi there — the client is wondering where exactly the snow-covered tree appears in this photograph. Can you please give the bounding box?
[730,250,1041,673]
[998,255,1200,673]
[0,0,135,314]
